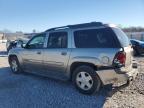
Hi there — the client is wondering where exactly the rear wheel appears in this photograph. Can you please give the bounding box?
[72,65,101,94]
[9,57,22,74]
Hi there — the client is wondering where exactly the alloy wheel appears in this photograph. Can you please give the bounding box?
[76,72,93,90]
[11,60,18,72]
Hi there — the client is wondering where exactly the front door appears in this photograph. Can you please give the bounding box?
[21,33,46,73]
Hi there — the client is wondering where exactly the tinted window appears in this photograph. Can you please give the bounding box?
[27,34,46,49]
[74,28,118,48]
[113,28,130,47]
[47,32,67,48]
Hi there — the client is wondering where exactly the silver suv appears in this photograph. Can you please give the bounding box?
[8,22,138,94]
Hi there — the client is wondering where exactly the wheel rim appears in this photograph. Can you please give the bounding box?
[11,60,18,72]
[76,72,93,90]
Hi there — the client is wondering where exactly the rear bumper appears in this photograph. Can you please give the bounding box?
[96,64,139,85]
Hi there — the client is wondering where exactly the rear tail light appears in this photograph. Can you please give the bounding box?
[113,51,126,67]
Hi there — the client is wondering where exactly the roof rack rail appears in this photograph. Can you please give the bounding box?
[68,22,103,29]
[47,26,69,31]
[45,22,103,32]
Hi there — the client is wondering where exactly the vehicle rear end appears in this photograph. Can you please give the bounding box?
[110,26,138,83]
[113,27,138,75]
[97,25,138,85]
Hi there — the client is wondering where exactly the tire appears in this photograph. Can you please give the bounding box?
[9,56,22,74]
[72,65,101,94]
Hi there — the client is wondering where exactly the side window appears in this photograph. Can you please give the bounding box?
[74,28,118,48]
[27,34,46,49]
[47,32,67,48]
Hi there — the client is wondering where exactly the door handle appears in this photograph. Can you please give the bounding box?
[37,51,41,54]
[61,52,67,56]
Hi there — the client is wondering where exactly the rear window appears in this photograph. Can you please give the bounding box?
[112,28,130,47]
[74,28,119,48]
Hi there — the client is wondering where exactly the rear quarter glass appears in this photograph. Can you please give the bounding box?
[74,27,121,48]
[112,28,130,47]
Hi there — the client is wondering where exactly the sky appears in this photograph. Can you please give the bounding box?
[0,0,144,33]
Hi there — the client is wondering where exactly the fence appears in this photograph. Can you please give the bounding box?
[126,32,144,41]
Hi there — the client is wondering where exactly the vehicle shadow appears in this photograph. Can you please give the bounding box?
[18,72,116,108]
[0,66,116,108]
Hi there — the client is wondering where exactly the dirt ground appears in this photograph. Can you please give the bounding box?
[0,42,144,108]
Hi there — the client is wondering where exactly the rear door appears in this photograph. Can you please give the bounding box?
[43,31,71,78]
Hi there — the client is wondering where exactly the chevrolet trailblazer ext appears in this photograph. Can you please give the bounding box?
[8,22,138,94]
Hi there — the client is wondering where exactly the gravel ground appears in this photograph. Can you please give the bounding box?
[103,56,144,108]
[0,57,108,108]
[0,43,144,108]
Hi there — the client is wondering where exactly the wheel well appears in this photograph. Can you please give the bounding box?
[8,55,17,63]
[70,62,97,80]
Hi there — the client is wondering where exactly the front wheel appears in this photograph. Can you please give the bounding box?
[72,66,101,94]
[9,57,22,74]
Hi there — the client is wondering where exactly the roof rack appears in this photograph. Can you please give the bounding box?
[45,22,103,32]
